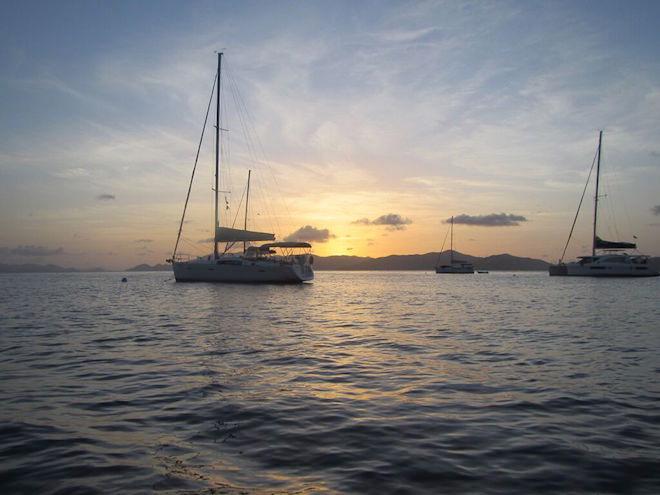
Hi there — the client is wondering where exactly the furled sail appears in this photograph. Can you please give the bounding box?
[215,227,275,243]
[595,236,636,250]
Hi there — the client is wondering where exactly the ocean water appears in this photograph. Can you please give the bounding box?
[1,271,659,494]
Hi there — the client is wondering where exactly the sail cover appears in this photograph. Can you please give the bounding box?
[215,227,275,243]
[259,242,311,249]
[595,236,636,250]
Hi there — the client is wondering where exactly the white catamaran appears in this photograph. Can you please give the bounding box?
[549,131,658,277]
[168,53,314,283]
[436,216,475,274]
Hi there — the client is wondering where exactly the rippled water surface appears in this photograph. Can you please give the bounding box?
[1,271,659,494]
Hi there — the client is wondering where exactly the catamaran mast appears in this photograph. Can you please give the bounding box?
[450,216,454,264]
[243,169,251,253]
[592,130,602,257]
[214,52,222,260]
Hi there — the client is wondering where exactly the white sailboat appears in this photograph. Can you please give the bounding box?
[435,216,475,274]
[549,131,658,277]
[168,53,314,283]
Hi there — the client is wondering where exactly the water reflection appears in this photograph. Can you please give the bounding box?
[1,271,659,493]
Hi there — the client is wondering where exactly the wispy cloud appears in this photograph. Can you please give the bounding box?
[448,213,528,227]
[53,167,91,179]
[97,193,115,201]
[0,245,64,256]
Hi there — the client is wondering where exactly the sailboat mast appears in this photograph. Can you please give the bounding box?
[592,130,602,257]
[243,169,251,253]
[450,216,454,264]
[214,52,222,260]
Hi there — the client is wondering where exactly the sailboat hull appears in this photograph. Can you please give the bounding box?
[172,258,314,284]
[173,257,313,283]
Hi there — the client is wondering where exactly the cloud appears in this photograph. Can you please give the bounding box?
[97,193,115,201]
[0,245,64,256]
[134,239,153,243]
[652,205,660,216]
[284,225,334,243]
[448,213,528,227]
[54,167,90,179]
[353,213,413,230]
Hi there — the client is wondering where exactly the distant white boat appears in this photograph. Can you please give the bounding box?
[168,53,314,283]
[549,131,658,277]
[436,216,475,274]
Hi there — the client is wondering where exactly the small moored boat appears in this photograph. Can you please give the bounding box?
[436,216,475,274]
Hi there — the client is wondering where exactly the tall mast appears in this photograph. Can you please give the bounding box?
[592,130,602,257]
[450,216,454,264]
[243,169,251,253]
[214,52,223,260]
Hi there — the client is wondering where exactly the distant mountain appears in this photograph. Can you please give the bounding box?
[127,263,171,272]
[0,261,172,273]
[124,253,549,272]
[313,251,550,271]
[10,253,657,274]
[0,263,104,273]
[479,253,551,271]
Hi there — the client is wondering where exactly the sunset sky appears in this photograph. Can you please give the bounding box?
[2,0,660,269]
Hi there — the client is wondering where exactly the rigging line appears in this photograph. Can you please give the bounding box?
[172,72,217,260]
[225,67,282,237]
[604,179,621,241]
[180,236,206,255]
[225,65,286,236]
[559,146,599,263]
[220,81,233,228]
[606,153,629,241]
[256,173,282,238]
[224,73,257,176]
[240,93,291,233]
[226,65,284,239]
[231,182,247,228]
[221,76,233,199]
[250,173,276,233]
[435,223,451,266]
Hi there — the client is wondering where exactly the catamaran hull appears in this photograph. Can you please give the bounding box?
[435,268,475,274]
[173,260,313,283]
[549,264,659,277]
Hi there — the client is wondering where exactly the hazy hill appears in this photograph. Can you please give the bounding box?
[314,251,550,271]
[124,252,550,271]
[0,263,104,273]
[127,263,171,272]
[4,254,656,274]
